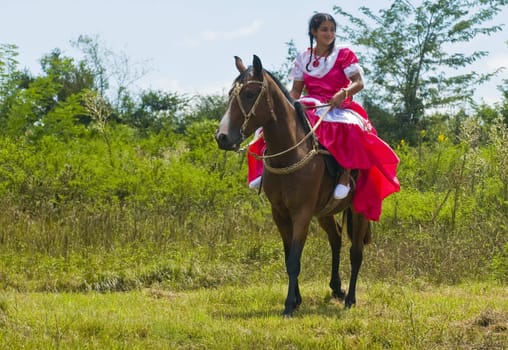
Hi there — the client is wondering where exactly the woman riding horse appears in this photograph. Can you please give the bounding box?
[217,54,367,316]
[215,12,399,317]
[247,12,400,221]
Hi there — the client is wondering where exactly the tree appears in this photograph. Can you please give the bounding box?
[0,44,32,126]
[5,75,61,136]
[122,89,190,134]
[71,35,111,98]
[71,35,149,113]
[188,94,228,123]
[0,44,19,105]
[40,49,95,102]
[2,47,92,138]
[333,0,507,144]
[499,40,508,125]
[272,39,299,87]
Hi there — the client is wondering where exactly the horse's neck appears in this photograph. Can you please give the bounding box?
[263,88,309,155]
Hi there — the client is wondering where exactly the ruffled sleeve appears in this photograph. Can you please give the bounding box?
[339,48,363,78]
[289,51,307,81]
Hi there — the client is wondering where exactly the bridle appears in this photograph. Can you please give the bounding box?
[230,78,276,137]
[230,74,330,175]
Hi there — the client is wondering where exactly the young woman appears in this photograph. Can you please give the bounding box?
[248,12,400,221]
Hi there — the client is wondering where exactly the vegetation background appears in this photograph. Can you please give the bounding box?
[0,0,506,348]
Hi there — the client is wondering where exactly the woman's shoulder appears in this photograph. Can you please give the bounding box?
[296,47,312,59]
[336,45,359,57]
[294,48,312,69]
[335,45,356,55]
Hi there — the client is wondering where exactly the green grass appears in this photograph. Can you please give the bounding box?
[1,219,505,294]
[0,281,506,349]
[0,195,505,349]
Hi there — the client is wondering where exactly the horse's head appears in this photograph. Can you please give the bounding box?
[215,55,273,151]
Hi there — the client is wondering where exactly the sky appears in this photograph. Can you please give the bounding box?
[1,0,507,105]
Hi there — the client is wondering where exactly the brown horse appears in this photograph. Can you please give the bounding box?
[215,55,371,317]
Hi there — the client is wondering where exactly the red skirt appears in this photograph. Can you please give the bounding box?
[305,102,400,221]
[247,103,400,221]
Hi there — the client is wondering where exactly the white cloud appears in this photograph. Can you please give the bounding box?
[183,20,262,48]
[137,72,230,96]
[182,37,200,49]
[484,52,508,71]
[136,75,183,92]
[192,80,231,96]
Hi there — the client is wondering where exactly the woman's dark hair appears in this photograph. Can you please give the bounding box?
[306,13,336,72]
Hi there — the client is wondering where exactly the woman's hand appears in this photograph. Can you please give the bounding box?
[329,72,364,108]
[329,88,348,108]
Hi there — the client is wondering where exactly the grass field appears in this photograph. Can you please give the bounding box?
[0,196,506,349]
[0,214,507,349]
[1,281,506,349]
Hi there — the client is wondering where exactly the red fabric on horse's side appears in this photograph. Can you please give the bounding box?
[247,134,265,183]
[305,107,400,221]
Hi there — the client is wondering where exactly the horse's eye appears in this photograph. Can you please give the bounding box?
[245,91,256,99]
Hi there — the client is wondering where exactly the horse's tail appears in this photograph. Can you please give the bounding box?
[364,221,372,245]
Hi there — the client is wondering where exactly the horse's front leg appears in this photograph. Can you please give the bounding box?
[271,209,298,316]
[318,216,346,300]
[273,209,309,317]
[284,212,313,317]
[284,238,308,316]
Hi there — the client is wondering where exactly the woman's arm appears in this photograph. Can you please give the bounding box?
[329,72,364,108]
[290,80,305,100]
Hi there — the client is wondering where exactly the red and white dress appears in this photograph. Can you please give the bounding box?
[248,46,400,221]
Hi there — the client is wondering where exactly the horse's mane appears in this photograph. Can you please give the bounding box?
[233,66,311,134]
[264,70,311,135]
[264,70,293,102]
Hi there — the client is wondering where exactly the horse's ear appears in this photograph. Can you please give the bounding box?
[234,56,247,73]
[253,55,263,77]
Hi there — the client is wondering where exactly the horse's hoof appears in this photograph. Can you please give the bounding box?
[332,289,346,300]
[282,310,294,318]
[295,297,302,308]
[344,296,356,309]
[282,302,299,317]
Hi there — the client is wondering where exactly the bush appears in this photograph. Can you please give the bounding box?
[491,242,508,282]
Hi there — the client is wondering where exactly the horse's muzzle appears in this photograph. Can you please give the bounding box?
[215,130,243,151]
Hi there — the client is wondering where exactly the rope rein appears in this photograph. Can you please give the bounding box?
[233,76,332,175]
[249,103,331,161]
[263,148,331,175]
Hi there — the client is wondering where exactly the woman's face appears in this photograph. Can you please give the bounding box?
[312,20,336,47]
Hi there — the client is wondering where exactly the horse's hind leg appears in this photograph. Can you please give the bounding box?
[318,216,346,300]
[345,211,369,308]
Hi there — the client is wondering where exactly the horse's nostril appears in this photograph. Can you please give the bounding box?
[216,133,229,146]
